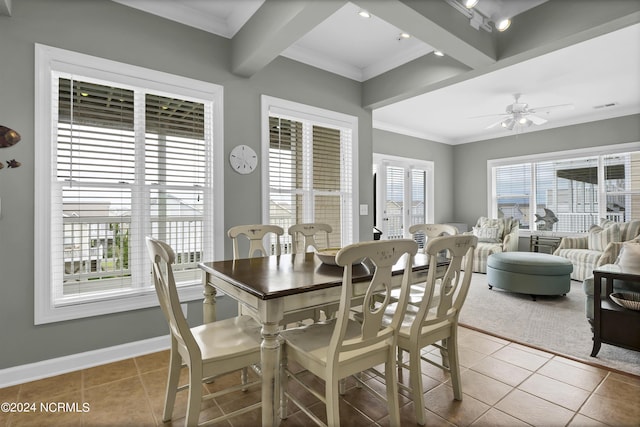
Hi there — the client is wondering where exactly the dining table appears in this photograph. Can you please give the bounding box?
[198,250,448,427]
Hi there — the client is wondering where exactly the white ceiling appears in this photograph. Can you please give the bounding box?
[113,0,640,145]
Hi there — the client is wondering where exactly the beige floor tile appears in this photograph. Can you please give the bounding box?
[16,371,81,402]
[492,345,551,371]
[580,392,640,427]
[518,373,590,411]
[593,374,640,403]
[470,355,533,387]
[469,407,531,426]
[461,328,511,347]
[509,342,553,359]
[605,371,640,388]
[378,401,454,427]
[83,358,139,389]
[495,389,575,426]
[454,370,512,406]
[423,383,491,427]
[568,413,610,427]
[458,330,508,355]
[83,376,156,426]
[134,349,170,374]
[551,355,609,375]
[537,358,607,391]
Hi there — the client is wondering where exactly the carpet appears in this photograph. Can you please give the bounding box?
[458,273,640,377]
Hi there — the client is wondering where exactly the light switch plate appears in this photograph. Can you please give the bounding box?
[359,204,368,215]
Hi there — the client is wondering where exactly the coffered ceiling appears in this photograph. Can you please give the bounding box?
[112,0,640,144]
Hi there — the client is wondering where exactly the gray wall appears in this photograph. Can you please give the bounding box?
[452,114,640,228]
[0,0,371,369]
[373,129,455,223]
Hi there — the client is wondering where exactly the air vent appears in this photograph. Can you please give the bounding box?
[593,102,618,109]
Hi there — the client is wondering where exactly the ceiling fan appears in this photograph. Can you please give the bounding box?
[475,94,574,131]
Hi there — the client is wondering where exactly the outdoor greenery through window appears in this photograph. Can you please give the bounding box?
[265,97,356,250]
[35,45,221,323]
[491,147,640,233]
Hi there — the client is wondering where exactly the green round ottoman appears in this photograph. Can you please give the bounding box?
[487,252,573,300]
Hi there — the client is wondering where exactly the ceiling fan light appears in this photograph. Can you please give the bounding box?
[358,10,371,18]
[464,0,479,8]
[496,18,511,31]
[518,117,528,125]
[434,50,444,57]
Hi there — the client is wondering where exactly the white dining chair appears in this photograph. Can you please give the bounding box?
[279,239,418,427]
[287,223,333,253]
[146,237,262,427]
[227,224,284,258]
[385,234,476,425]
[391,223,459,306]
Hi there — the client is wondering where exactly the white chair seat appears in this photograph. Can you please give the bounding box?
[282,320,389,369]
[192,315,262,361]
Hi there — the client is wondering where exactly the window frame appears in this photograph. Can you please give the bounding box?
[487,142,640,235]
[373,153,435,240]
[34,44,224,324]
[260,95,359,245]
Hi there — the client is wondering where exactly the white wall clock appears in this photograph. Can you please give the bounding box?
[229,144,258,174]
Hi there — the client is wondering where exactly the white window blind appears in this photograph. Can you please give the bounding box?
[35,45,222,323]
[264,97,357,249]
[491,147,640,233]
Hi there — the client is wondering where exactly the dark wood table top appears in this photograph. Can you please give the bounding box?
[199,252,445,300]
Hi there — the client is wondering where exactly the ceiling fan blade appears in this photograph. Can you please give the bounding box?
[528,114,548,125]
[529,103,574,114]
[469,112,510,119]
[486,118,506,129]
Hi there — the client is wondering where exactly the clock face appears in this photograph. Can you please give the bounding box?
[229,144,258,174]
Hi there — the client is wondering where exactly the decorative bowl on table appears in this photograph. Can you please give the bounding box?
[315,248,342,266]
[315,248,364,266]
[610,292,640,311]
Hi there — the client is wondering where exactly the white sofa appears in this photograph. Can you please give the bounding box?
[464,216,519,273]
[553,219,640,281]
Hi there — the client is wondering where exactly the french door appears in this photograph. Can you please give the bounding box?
[374,155,433,240]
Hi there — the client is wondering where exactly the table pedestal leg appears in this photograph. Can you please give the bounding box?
[203,278,217,323]
[261,321,281,427]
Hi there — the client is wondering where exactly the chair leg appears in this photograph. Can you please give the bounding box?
[241,367,248,391]
[409,348,426,426]
[385,347,401,427]
[185,363,203,427]
[162,344,181,422]
[448,331,463,401]
[326,378,341,427]
[280,349,288,419]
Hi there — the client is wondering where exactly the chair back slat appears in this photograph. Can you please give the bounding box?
[411,235,477,337]
[288,223,333,253]
[228,224,284,259]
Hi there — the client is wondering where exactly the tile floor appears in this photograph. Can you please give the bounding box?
[1,326,639,426]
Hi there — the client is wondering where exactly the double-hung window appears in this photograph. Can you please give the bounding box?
[262,96,358,250]
[490,143,640,233]
[35,45,223,324]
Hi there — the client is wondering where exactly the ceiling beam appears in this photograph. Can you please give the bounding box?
[362,0,640,109]
[354,0,497,70]
[231,0,346,78]
[0,0,11,16]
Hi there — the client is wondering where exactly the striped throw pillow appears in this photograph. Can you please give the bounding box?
[588,224,620,251]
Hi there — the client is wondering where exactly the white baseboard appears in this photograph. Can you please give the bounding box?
[0,335,170,388]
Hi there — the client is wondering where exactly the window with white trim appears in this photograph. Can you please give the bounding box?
[35,45,223,324]
[372,154,434,243]
[262,96,358,250]
[489,144,640,233]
